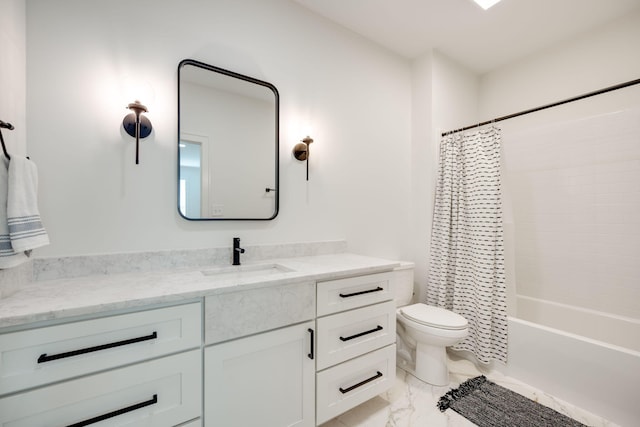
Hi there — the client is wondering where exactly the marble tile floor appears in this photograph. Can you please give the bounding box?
[320,355,618,427]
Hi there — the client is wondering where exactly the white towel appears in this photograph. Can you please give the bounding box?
[7,157,49,252]
[0,157,29,268]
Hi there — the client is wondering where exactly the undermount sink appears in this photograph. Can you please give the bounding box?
[200,263,295,279]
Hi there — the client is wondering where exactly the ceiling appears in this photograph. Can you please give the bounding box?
[293,0,640,73]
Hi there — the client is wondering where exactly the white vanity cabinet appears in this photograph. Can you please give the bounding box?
[203,281,317,427]
[315,272,396,425]
[204,320,316,427]
[0,302,203,427]
[0,253,401,427]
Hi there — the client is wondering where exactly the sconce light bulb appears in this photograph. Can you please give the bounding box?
[127,100,148,117]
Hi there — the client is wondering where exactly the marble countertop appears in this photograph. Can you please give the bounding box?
[0,253,399,330]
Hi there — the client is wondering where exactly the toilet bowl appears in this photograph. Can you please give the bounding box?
[393,263,469,386]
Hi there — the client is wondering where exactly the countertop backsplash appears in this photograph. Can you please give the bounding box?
[33,240,348,282]
[0,240,346,300]
[0,260,33,299]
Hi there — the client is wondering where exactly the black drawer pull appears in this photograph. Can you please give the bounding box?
[38,331,158,364]
[339,325,383,342]
[339,371,383,394]
[339,287,383,298]
[66,394,158,427]
[308,328,314,360]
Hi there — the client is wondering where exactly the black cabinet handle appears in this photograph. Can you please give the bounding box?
[38,332,158,364]
[66,394,158,427]
[308,328,314,360]
[339,325,383,342]
[339,287,383,298]
[339,371,383,394]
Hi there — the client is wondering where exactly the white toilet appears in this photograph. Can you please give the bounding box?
[393,263,469,386]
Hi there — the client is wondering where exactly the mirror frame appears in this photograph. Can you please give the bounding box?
[177,59,280,221]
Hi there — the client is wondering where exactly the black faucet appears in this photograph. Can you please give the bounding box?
[232,237,245,265]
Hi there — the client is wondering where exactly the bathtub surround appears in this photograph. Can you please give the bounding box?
[502,108,640,320]
[427,127,507,364]
[483,107,640,427]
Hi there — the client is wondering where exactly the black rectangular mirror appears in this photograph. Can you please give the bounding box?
[178,59,279,220]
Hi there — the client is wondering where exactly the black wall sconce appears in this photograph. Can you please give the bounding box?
[292,135,314,180]
[122,100,152,164]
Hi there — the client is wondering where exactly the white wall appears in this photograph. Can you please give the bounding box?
[480,11,640,318]
[411,50,479,302]
[26,0,412,259]
[0,0,31,290]
[0,0,26,157]
[480,11,640,122]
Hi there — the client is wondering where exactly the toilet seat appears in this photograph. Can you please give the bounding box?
[399,303,467,330]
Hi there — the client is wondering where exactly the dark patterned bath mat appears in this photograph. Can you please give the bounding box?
[437,375,587,427]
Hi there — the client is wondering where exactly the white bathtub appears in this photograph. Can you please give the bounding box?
[516,295,640,352]
[499,297,640,427]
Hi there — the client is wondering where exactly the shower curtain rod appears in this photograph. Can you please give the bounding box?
[441,77,640,137]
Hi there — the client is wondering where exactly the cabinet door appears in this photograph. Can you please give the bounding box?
[204,321,315,427]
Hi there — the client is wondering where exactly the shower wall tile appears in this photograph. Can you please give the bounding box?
[504,108,640,319]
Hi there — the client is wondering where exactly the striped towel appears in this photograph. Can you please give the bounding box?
[0,157,28,268]
[7,157,49,253]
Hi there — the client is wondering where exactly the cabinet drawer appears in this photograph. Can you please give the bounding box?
[0,302,201,396]
[317,300,396,370]
[316,344,396,425]
[317,272,393,316]
[0,349,202,426]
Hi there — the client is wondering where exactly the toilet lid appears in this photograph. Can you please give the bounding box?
[400,304,468,330]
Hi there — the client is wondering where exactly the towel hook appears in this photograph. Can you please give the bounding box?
[0,120,14,160]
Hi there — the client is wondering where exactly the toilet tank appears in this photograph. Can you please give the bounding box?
[392,261,415,307]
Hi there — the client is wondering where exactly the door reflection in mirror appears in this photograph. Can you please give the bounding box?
[179,135,208,217]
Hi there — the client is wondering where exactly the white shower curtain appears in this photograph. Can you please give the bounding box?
[427,126,508,364]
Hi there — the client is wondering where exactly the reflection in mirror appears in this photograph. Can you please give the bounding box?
[178,59,279,220]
